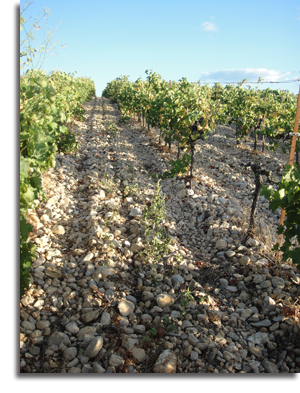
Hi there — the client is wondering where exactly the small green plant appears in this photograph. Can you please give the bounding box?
[55,131,78,154]
[124,183,138,196]
[99,178,116,194]
[181,287,194,311]
[139,180,171,265]
[126,163,134,173]
[161,316,176,332]
[141,335,150,344]
[119,114,130,123]
[141,327,157,346]
[148,327,157,336]
[105,120,118,137]
[171,253,183,274]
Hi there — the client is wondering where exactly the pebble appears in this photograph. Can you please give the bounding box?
[155,293,174,308]
[215,239,228,250]
[153,350,177,373]
[118,300,135,316]
[47,332,71,347]
[80,310,100,324]
[132,347,148,362]
[63,347,77,361]
[100,311,111,326]
[109,354,124,367]
[84,337,104,359]
[262,359,279,373]
[251,319,272,327]
[65,321,79,334]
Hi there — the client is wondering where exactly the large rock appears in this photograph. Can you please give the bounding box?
[92,266,117,281]
[130,244,144,252]
[122,336,139,351]
[250,319,271,327]
[155,293,174,308]
[52,225,65,235]
[109,354,124,367]
[153,350,177,373]
[240,309,253,320]
[132,347,148,363]
[171,274,185,288]
[77,326,97,340]
[176,189,186,199]
[47,331,71,347]
[239,256,250,266]
[44,267,63,279]
[271,277,285,289]
[129,208,142,217]
[80,310,100,324]
[63,347,77,361]
[65,321,79,334]
[262,296,276,311]
[247,332,269,345]
[215,239,228,250]
[142,291,154,302]
[98,190,106,200]
[245,238,260,247]
[262,359,279,373]
[36,320,50,330]
[100,311,111,327]
[140,314,152,324]
[21,321,35,331]
[118,300,135,316]
[207,310,222,327]
[84,337,103,358]
[92,363,105,373]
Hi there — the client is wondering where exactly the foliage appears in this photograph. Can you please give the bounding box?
[20,68,95,297]
[261,165,300,269]
[163,153,191,178]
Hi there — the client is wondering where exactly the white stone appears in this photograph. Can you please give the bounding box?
[52,225,65,235]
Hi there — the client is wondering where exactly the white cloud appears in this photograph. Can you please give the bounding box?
[200,68,291,82]
[201,21,218,32]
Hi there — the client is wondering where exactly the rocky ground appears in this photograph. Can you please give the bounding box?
[20,97,300,374]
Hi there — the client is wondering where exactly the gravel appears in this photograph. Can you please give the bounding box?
[20,97,300,374]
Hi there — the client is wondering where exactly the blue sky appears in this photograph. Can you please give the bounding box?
[18,0,300,95]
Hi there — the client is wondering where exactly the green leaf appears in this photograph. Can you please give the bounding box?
[29,176,42,190]
[20,132,31,142]
[20,156,30,179]
[22,185,35,204]
[35,77,48,88]
[20,219,32,239]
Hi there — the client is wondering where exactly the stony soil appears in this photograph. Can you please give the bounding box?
[20,97,300,374]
